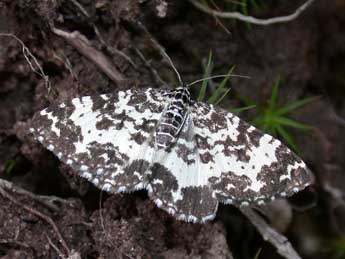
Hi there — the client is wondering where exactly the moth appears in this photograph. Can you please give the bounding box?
[29,82,313,223]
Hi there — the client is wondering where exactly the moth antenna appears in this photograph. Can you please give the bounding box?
[136,22,183,86]
[151,40,183,86]
[161,50,183,86]
[187,74,251,87]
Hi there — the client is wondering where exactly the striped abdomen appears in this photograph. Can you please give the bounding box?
[155,87,191,150]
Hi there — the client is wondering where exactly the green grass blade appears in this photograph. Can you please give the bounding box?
[237,95,257,107]
[241,3,252,30]
[252,116,262,127]
[276,96,318,115]
[197,51,213,102]
[241,1,249,14]
[201,0,210,6]
[331,238,345,259]
[250,0,260,9]
[275,116,311,130]
[269,76,280,111]
[253,247,262,259]
[215,88,231,105]
[265,124,277,136]
[208,66,235,104]
[273,125,279,136]
[229,104,256,114]
[4,159,16,174]
[275,124,299,152]
[261,123,269,134]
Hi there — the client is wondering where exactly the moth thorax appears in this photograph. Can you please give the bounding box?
[174,86,191,104]
[154,87,190,150]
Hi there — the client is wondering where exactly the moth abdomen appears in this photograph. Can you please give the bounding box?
[154,86,191,150]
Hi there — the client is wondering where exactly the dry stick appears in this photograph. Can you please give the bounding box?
[0,33,51,92]
[0,178,59,211]
[0,239,31,249]
[68,0,137,69]
[203,0,232,34]
[51,27,126,85]
[47,236,82,259]
[0,186,71,257]
[0,178,76,212]
[52,51,78,81]
[98,190,115,248]
[46,235,66,259]
[240,207,301,259]
[189,0,316,25]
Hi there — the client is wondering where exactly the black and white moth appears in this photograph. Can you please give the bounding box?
[29,85,313,223]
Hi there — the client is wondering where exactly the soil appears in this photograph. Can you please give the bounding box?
[0,0,345,258]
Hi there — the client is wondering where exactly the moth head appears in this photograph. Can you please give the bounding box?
[174,84,191,104]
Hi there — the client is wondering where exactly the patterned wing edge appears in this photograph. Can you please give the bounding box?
[29,88,171,194]
[191,101,314,208]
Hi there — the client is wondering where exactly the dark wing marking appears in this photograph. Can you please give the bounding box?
[147,115,218,223]
[190,102,314,207]
[30,88,170,193]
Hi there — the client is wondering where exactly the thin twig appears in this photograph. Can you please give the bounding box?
[323,181,345,235]
[98,193,134,259]
[51,27,126,85]
[0,178,77,211]
[0,33,51,92]
[240,207,302,259]
[0,239,31,249]
[136,22,182,87]
[189,0,316,25]
[98,191,116,248]
[133,47,167,86]
[47,235,66,259]
[52,51,78,81]
[0,186,71,257]
[329,110,345,127]
[204,1,232,34]
[323,182,344,206]
[68,0,137,69]
[47,237,81,259]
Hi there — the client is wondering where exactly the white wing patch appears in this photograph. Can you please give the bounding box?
[190,102,312,207]
[30,87,313,224]
[147,116,218,222]
[31,88,169,193]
